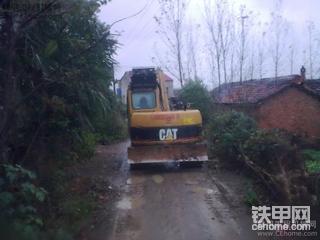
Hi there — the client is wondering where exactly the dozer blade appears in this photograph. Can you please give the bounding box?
[128,142,208,165]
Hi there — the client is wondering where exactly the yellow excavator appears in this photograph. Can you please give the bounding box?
[127,67,208,166]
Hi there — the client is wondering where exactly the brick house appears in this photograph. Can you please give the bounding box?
[212,74,320,141]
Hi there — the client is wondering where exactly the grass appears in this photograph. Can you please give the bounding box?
[244,181,259,206]
[45,167,98,238]
[303,149,320,174]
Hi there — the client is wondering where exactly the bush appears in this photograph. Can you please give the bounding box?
[73,131,98,161]
[0,164,47,240]
[207,111,311,204]
[95,101,128,144]
[179,81,213,123]
[59,195,96,233]
[206,111,257,166]
[243,130,303,172]
[244,181,259,206]
[243,130,308,203]
[0,0,128,238]
[303,149,320,174]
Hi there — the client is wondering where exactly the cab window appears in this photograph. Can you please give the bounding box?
[132,91,156,109]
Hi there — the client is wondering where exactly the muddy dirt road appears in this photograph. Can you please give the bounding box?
[112,169,258,240]
[86,141,259,240]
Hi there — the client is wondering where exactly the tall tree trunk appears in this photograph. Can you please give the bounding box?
[222,50,227,84]
[176,22,184,87]
[177,46,184,87]
[216,54,221,89]
[0,13,17,162]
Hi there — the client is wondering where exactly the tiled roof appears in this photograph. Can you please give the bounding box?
[213,75,320,104]
[163,73,173,82]
[304,80,320,96]
[120,71,132,83]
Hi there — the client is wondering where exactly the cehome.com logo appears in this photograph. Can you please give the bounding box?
[251,206,317,236]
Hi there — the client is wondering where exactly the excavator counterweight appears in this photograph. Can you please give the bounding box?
[127,67,208,166]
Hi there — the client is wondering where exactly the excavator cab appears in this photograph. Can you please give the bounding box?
[127,67,208,166]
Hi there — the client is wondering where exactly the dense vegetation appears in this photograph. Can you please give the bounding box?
[303,149,320,174]
[206,111,256,165]
[0,0,126,238]
[207,111,315,205]
[179,80,213,123]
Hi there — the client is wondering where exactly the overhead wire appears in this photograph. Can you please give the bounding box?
[123,0,157,46]
[115,0,160,75]
[124,0,158,48]
[109,1,151,29]
[124,0,155,42]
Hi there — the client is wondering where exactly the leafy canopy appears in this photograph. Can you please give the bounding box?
[179,80,213,123]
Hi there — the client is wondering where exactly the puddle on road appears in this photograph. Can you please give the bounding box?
[190,187,217,195]
[152,175,164,184]
[116,197,132,210]
[185,180,198,185]
[191,186,205,193]
[126,178,132,185]
[129,175,146,184]
[206,188,214,195]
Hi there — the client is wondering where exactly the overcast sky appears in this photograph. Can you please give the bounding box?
[98,0,320,87]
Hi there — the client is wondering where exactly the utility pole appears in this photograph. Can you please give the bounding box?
[289,45,294,75]
[239,9,248,84]
[308,22,314,79]
[111,64,117,95]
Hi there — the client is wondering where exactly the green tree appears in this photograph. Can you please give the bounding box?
[0,0,125,238]
[0,0,119,163]
[179,80,213,123]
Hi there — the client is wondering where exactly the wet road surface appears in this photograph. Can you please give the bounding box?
[106,141,258,240]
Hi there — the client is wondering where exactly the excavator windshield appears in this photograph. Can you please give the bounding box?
[132,91,156,109]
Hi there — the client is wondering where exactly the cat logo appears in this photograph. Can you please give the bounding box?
[159,128,178,141]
